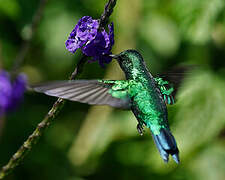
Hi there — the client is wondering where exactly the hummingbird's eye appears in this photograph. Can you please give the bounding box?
[117,54,133,69]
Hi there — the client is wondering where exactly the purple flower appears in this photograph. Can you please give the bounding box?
[82,23,114,67]
[65,16,114,67]
[0,71,12,112]
[0,70,27,116]
[65,16,99,53]
[6,74,27,111]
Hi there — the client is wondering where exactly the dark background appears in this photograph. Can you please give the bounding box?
[0,0,225,179]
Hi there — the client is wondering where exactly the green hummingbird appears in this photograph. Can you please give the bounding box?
[34,49,184,163]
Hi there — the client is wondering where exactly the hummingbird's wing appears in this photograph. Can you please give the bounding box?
[33,80,131,109]
[154,77,175,105]
[156,66,195,104]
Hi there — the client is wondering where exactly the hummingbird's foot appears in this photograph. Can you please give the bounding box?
[137,123,144,136]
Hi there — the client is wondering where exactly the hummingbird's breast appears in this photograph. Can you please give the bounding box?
[127,64,169,135]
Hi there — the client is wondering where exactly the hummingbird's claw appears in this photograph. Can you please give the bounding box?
[137,123,144,136]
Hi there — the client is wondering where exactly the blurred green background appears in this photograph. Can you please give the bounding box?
[0,0,225,179]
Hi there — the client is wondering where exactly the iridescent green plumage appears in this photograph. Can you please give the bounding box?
[99,79,167,135]
[154,77,175,105]
[33,49,180,163]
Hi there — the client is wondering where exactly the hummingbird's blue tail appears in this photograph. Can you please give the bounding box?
[152,129,179,163]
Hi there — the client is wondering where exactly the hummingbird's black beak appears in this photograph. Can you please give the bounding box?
[109,54,119,59]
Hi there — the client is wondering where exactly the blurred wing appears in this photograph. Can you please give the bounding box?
[33,80,131,109]
[154,77,175,105]
[157,66,195,100]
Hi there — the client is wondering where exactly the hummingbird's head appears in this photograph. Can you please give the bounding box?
[110,49,145,75]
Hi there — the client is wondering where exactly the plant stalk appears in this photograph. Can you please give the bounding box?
[0,0,117,178]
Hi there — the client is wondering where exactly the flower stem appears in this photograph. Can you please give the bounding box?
[0,116,5,140]
[0,56,87,179]
[99,0,117,28]
[11,0,48,76]
[0,0,117,178]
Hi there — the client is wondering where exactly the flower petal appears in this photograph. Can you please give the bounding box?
[65,16,99,53]
[0,70,27,115]
[0,71,12,108]
[65,16,114,67]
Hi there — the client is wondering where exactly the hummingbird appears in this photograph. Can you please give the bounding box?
[34,49,183,163]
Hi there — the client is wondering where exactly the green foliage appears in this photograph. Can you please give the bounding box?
[0,0,20,19]
[172,0,225,44]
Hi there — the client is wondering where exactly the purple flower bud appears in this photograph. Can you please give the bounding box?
[65,16,114,67]
[0,70,27,116]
